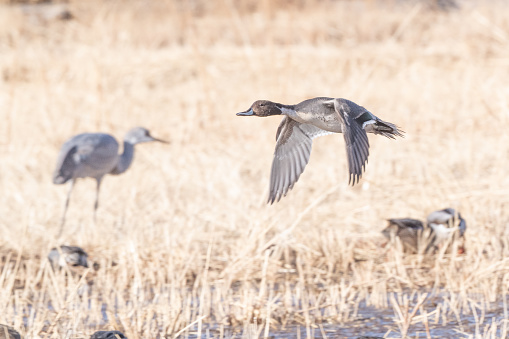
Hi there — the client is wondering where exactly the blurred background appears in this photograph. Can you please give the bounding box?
[1,0,509,338]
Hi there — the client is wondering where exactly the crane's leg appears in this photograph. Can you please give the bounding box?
[93,178,102,222]
[57,179,75,237]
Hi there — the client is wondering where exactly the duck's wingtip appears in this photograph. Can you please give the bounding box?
[348,174,363,186]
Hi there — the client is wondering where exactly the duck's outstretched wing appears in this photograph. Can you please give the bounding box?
[269,117,332,204]
[332,99,371,185]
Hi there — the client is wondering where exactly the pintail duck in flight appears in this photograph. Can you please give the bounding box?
[382,208,467,254]
[237,97,404,203]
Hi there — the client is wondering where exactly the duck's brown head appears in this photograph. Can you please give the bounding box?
[236,100,282,117]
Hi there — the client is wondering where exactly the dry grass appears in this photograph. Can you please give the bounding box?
[1,0,509,338]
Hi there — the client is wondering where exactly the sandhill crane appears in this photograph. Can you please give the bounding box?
[53,127,167,235]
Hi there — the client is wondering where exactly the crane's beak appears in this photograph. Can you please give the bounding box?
[151,136,169,144]
[146,133,169,144]
[236,108,255,116]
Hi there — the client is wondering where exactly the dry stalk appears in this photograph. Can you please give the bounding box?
[1,1,509,338]
[390,293,428,338]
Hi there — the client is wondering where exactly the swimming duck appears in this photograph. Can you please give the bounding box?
[48,245,89,270]
[237,98,404,203]
[427,208,466,237]
[0,324,20,339]
[90,331,127,339]
[427,208,466,252]
[382,208,467,254]
[381,218,424,253]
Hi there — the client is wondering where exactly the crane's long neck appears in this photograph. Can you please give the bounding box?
[113,141,135,175]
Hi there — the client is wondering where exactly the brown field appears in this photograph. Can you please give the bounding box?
[1,0,509,338]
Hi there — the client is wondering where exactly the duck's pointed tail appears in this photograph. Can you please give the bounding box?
[366,118,405,139]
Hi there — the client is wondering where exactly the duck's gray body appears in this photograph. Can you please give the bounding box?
[282,97,366,133]
[53,127,167,235]
[237,97,403,203]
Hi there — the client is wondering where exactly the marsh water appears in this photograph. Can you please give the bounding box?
[176,297,508,338]
[37,289,508,338]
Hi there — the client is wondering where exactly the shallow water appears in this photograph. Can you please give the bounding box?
[187,298,509,339]
[17,287,509,338]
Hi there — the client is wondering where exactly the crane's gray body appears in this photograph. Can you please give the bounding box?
[53,127,167,236]
[53,133,120,184]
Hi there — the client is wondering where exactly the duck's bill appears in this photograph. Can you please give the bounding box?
[236,108,255,116]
